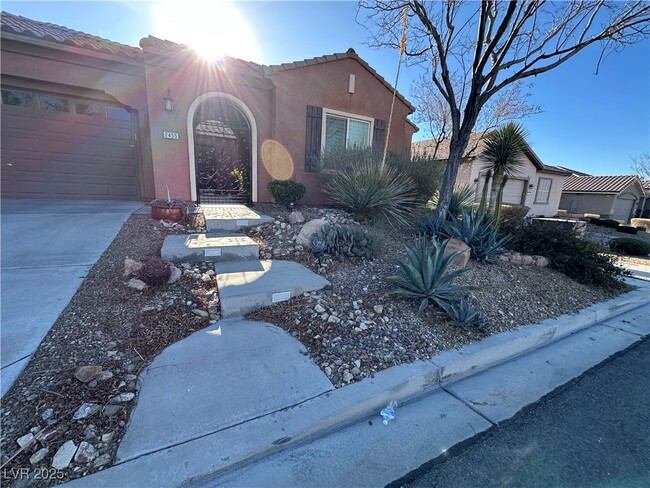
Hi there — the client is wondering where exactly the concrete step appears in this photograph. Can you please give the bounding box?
[202,205,273,232]
[215,260,330,318]
[161,234,259,263]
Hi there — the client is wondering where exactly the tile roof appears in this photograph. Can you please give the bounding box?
[562,175,642,193]
[1,11,142,59]
[551,165,591,176]
[265,48,415,113]
[412,133,570,175]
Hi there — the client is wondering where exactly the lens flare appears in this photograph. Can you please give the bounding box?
[261,140,294,181]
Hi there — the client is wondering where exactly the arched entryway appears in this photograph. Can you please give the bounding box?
[187,93,257,204]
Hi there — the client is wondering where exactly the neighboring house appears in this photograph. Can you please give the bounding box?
[412,133,570,217]
[638,180,650,218]
[559,174,646,223]
[0,12,416,205]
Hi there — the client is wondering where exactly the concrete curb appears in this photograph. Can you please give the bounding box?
[65,288,649,488]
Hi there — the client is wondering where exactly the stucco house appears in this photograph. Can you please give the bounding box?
[0,12,417,205]
[559,174,646,223]
[412,133,571,217]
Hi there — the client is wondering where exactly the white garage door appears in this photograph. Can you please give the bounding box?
[501,178,525,205]
[612,197,635,223]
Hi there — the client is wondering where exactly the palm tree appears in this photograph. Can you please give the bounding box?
[482,122,529,215]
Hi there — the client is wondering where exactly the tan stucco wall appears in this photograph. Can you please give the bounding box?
[0,39,154,199]
[267,58,414,205]
[459,156,566,216]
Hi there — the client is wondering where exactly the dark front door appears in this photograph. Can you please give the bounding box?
[193,99,251,204]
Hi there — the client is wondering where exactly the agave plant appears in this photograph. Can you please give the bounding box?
[386,236,475,311]
[442,208,511,262]
[438,298,490,330]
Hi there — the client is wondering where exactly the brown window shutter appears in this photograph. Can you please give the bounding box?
[373,119,386,153]
[305,105,323,172]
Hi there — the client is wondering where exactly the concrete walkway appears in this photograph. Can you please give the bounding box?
[1,199,143,396]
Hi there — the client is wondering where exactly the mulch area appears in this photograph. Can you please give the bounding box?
[1,214,218,486]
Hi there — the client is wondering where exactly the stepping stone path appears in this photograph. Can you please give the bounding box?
[162,205,330,315]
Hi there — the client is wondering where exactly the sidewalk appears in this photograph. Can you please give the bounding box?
[65,277,650,488]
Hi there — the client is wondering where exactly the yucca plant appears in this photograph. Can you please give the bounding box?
[432,184,475,219]
[386,236,475,311]
[482,122,529,215]
[438,298,490,330]
[321,158,420,226]
[442,208,511,262]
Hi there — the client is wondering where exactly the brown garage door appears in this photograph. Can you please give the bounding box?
[1,88,140,200]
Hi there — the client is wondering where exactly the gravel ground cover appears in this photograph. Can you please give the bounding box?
[247,204,628,387]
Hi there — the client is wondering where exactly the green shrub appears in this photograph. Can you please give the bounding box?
[508,222,626,289]
[609,238,650,256]
[630,218,650,231]
[266,180,306,206]
[617,225,639,235]
[386,236,475,311]
[314,223,381,261]
[386,148,445,203]
[441,209,511,262]
[318,151,420,226]
[590,217,605,226]
[438,298,490,330]
[602,219,620,229]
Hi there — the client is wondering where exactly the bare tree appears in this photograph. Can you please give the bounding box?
[411,72,540,159]
[360,1,650,219]
[632,152,650,181]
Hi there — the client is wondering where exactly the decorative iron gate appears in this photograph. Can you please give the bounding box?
[193,99,251,204]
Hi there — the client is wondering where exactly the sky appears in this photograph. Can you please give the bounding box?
[3,0,649,176]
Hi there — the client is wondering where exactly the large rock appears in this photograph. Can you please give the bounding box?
[295,219,327,247]
[443,238,471,267]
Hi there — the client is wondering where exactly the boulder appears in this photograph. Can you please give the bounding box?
[295,218,327,247]
[288,211,305,224]
[443,238,471,267]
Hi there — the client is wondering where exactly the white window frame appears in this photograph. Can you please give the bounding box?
[535,177,553,204]
[321,108,374,153]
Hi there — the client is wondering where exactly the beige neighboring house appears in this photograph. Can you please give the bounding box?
[412,133,571,217]
[559,174,646,223]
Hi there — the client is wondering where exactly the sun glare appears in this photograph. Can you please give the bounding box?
[154,0,258,61]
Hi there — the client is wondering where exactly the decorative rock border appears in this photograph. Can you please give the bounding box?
[497,252,549,267]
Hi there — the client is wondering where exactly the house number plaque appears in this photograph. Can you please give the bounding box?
[163,131,179,140]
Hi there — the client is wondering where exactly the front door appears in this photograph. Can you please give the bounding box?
[193,99,251,204]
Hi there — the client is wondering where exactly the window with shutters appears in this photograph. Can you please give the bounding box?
[535,177,552,204]
[321,109,373,152]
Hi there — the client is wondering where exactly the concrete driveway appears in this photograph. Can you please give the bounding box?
[1,199,144,396]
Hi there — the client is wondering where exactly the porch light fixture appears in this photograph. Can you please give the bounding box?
[163,89,174,112]
[163,96,174,112]
[529,183,534,188]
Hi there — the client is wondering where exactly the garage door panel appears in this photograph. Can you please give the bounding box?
[502,179,525,204]
[1,92,140,200]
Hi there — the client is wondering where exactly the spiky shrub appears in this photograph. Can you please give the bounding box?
[441,208,511,262]
[508,221,626,289]
[320,156,420,226]
[432,184,475,219]
[315,223,381,261]
[310,235,326,265]
[386,148,445,203]
[138,257,171,286]
[266,180,306,206]
[609,238,650,256]
[437,298,490,330]
[386,237,474,311]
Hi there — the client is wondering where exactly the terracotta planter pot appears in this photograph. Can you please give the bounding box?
[151,205,184,222]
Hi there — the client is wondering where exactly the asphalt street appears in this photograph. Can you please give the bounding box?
[397,337,650,488]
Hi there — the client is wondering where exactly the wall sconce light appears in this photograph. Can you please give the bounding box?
[163,96,174,112]
[474,178,479,182]
[529,183,534,189]
[163,89,174,112]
